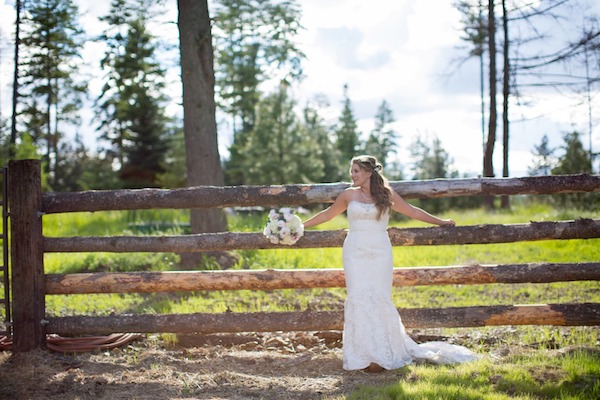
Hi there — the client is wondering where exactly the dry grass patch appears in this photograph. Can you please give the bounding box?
[0,332,408,400]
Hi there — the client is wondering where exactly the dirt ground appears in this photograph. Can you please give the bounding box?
[0,330,485,400]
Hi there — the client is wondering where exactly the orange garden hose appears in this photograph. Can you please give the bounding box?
[0,333,143,353]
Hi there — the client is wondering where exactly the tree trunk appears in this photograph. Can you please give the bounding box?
[10,0,21,157]
[501,0,510,209]
[177,0,228,267]
[484,0,497,208]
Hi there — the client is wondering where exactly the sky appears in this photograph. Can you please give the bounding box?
[1,0,599,178]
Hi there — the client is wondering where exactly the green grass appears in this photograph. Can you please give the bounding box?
[41,201,599,317]
[342,347,600,400]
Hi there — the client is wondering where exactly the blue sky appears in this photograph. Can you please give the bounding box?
[1,0,599,177]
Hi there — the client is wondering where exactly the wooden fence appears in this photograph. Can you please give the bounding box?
[7,159,600,352]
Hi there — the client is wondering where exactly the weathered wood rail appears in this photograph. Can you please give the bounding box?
[44,219,600,252]
[47,303,600,336]
[43,174,600,213]
[6,159,600,352]
[45,263,600,294]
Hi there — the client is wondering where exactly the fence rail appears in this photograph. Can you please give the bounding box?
[45,303,600,336]
[43,219,600,252]
[45,262,600,294]
[42,174,600,213]
[5,159,600,352]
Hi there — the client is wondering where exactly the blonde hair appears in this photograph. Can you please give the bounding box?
[351,155,392,219]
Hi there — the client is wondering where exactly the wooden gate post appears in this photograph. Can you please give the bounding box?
[8,159,45,351]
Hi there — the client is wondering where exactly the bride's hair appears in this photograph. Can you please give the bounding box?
[351,155,393,219]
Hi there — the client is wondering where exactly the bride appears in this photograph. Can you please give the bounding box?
[302,155,479,372]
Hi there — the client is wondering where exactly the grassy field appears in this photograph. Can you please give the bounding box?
[2,199,599,399]
[42,200,600,317]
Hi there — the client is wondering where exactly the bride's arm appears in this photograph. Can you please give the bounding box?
[390,191,455,226]
[303,190,350,228]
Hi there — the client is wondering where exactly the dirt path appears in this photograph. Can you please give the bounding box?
[0,331,422,400]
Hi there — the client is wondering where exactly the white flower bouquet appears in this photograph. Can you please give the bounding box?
[263,207,304,245]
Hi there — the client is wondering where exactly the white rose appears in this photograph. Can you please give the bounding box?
[268,220,279,232]
[279,207,291,215]
[263,226,271,236]
[287,214,301,228]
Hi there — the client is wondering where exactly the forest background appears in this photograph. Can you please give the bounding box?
[0,0,598,197]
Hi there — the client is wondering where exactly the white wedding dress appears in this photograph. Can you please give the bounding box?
[342,201,480,371]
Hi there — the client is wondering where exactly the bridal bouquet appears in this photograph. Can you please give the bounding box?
[263,207,304,245]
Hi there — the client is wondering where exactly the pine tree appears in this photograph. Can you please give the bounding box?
[552,131,592,175]
[364,100,398,168]
[551,131,595,209]
[335,84,360,178]
[96,0,169,188]
[96,0,134,169]
[53,132,88,191]
[215,0,305,185]
[409,134,454,213]
[241,83,322,185]
[19,0,86,189]
[157,129,187,188]
[528,134,555,176]
[410,135,453,180]
[303,96,338,183]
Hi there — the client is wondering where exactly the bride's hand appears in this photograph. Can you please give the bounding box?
[440,219,455,227]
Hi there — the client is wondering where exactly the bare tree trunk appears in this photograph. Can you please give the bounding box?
[484,0,497,209]
[177,0,228,268]
[479,0,486,165]
[501,0,510,208]
[10,0,22,158]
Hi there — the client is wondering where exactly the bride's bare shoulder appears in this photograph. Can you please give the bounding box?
[341,187,360,202]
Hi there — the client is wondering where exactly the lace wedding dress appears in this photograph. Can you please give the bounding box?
[342,201,480,371]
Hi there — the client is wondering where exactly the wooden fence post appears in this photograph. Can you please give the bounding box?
[9,159,45,351]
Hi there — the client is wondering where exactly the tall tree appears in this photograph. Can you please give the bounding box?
[96,0,134,169]
[528,134,554,176]
[53,132,88,191]
[455,0,488,156]
[551,130,594,209]
[552,131,592,175]
[240,82,323,185]
[19,0,86,189]
[96,0,169,188]
[177,0,228,266]
[335,84,360,178]
[500,0,510,208]
[457,0,600,186]
[157,129,187,188]
[303,95,339,183]
[409,134,454,213]
[9,0,22,158]
[482,0,498,209]
[215,0,305,185]
[409,135,453,181]
[364,100,398,168]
